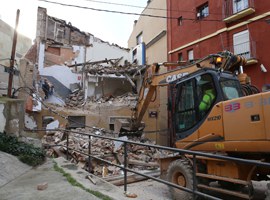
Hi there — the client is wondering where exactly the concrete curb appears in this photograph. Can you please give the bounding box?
[54,157,129,200]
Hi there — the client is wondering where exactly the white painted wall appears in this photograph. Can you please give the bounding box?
[0,104,5,133]
[39,65,81,88]
[38,42,45,71]
[87,35,131,66]
[72,45,86,65]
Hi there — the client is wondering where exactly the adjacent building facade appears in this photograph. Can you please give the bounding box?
[128,0,168,145]
[0,19,32,96]
[167,0,270,90]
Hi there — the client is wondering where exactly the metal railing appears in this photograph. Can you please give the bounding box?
[43,128,270,200]
[223,0,255,19]
[224,40,257,60]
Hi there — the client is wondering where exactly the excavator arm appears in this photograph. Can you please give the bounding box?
[121,51,246,132]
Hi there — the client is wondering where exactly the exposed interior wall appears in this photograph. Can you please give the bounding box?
[87,35,130,66]
[37,7,90,46]
[39,65,81,89]
[88,77,132,99]
[32,105,134,139]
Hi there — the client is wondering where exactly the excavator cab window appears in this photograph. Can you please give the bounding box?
[175,74,216,134]
[220,77,243,100]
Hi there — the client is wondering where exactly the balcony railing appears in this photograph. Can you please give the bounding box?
[224,40,257,61]
[223,0,255,23]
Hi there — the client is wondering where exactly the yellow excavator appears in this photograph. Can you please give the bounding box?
[120,51,270,199]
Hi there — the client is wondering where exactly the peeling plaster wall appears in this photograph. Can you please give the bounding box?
[25,113,37,130]
[0,98,24,136]
[0,104,5,133]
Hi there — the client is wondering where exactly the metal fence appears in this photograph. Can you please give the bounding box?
[45,128,270,200]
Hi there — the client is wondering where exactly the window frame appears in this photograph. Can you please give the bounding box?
[178,52,183,61]
[136,32,143,45]
[187,49,194,61]
[177,16,183,26]
[233,29,250,59]
[197,3,209,19]
[233,0,249,14]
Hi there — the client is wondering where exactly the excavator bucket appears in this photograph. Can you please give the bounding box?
[114,118,145,137]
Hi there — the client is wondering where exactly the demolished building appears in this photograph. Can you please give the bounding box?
[20,7,166,142]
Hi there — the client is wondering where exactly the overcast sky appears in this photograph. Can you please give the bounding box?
[0,0,147,47]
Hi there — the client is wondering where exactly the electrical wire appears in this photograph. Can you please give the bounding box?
[37,0,222,22]
[82,0,223,16]
[38,0,269,24]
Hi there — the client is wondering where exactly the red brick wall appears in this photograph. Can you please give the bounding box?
[167,0,270,89]
[45,47,75,66]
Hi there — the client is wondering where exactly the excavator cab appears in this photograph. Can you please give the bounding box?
[171,69,243,142]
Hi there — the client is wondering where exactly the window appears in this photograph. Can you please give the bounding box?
[233,0,249,14]
[178,53,183,61]
[67,116,86,129]
[175,74,216,136]
[175,79,197,132]
[178,16,183,26]
[233,30,250,59]
[220,78,243,100]
[136,32,143,45]
[188,49,194,61]
[197,3,209,19]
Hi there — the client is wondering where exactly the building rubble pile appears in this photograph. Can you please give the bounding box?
[88,92,137,105]
[42,128,170,181]
[65,91,138,108]
[85,63,146,77]
[65,90,85,108]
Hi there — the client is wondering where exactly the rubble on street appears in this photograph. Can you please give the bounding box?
[42,128,171,185]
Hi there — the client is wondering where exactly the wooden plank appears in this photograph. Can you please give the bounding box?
[109,172,160,186]
[104,170,160,182]
[197,184,251,199]
[196,173,249,185]
[128,159,159,167]
[52,146,66,158]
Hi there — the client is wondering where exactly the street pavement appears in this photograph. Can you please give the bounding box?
[0,151,124,200]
